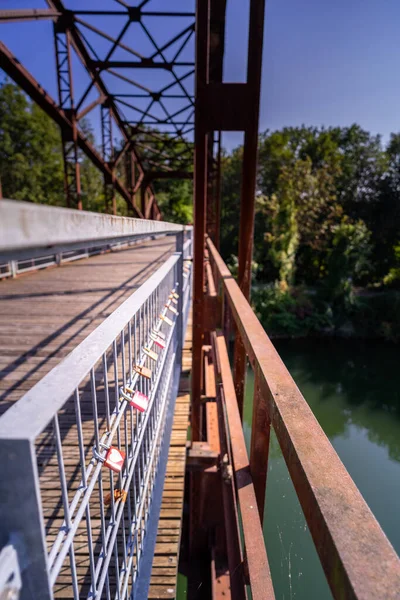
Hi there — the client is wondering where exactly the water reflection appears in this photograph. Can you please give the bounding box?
[243,338,400,600]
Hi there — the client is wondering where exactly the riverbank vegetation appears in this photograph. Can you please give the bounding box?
[220,127,400,341]
[1,81,399,339]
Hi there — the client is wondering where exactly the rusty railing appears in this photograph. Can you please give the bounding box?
[205,236,400,600]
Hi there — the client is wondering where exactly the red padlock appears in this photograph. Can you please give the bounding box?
[121,386,149,412]
[104,446,126,473]
[150,333,166,349]
[129,390,149,412]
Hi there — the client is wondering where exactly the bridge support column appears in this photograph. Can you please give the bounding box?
[0,438,52,600]
[54,23,82,210]
[233,0,266,418]
[101,102,117,215]
[191,0,210,442]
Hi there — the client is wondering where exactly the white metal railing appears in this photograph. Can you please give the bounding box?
[0,199,191,279]
[0,202,193,599]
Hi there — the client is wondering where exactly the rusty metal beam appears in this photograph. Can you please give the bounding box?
[0,9,60,22]
[250,368,271,522]
[207,237,400,600]
[214,132,222,251]
[91,60,194,69]
[76,94,106,121]
[213,330,275,600]
[213,335,246,600]
[0,42,141,216]
[54,26,81,209]
[191,0,210,440]
[45,0,148,180]
[234,0,266,418]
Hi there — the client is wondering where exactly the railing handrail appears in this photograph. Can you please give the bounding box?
[0,199,192,262]
[206,236,400,600]
[0,252,180,441]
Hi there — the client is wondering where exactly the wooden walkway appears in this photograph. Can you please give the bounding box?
[0,237,190,598]
[0,237,174,414]
[149,314,191,600]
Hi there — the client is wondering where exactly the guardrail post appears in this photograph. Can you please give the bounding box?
[0,437,52,599]
[0,544,22,599]
[176,230,184,358]
[10,261,17,278]
[249,368,270,523]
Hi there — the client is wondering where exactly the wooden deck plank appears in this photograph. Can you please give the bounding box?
[149,313,191,600]
[0,237,173,417]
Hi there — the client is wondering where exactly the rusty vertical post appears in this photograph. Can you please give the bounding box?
[214,132,222,252]
[249,368,271,522]
[54,23,82,210]
[125,149,136,214]
[101,102,116,215]
[141,185,147,219]
[206,134,215,243]
[233,0,265,418]
[191,0,210,441]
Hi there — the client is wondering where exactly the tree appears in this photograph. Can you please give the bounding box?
[0,80,64,205]
[219,146,243,265]
[154,178,193,224]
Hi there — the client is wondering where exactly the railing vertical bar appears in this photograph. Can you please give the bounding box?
[74,388,97,594]
[102,353,121,600]
[90,368,111,600]
[52,414,80,600]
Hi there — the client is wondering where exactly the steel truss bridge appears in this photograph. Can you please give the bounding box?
[1,2,400,600]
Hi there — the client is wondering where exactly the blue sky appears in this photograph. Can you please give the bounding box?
[1,0,400,150]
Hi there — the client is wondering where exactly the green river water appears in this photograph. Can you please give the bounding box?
[177,338,400,599]
[242,338,400,600]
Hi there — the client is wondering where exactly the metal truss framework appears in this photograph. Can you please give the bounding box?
[0,1,200,217]
[0,0,262,425]
[0,2,281,596]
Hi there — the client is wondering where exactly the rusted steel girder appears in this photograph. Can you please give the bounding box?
[213,330,275,600]
[0,9,60,22]
[0,42,141,217]
[54,24,81,209]
[234,0,266,418]
[41,0,158,213]
[191,0,210,440]
[101,102,117,215]
[207,237,400,600]
[45,0,193,213]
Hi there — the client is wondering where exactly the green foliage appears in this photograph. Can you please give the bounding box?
[220,124,400,340]
[0,81,64,205]
[383,243,400,287]
[2,78,400,341]
[154,179,193,224]
[252,283,332,337]
[324,219,371,299]
[219,146,243,261]
[0,80,192,220]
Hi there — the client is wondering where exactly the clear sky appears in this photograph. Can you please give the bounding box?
[1,0,400,150]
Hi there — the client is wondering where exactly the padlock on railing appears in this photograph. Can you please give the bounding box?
[93,443,126,473]
[165,303,178,315]
[120,386,149,412]
[150,332,166,349]
[160,314,173,327]
[133,364,152,379]
[143,347,158,361]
